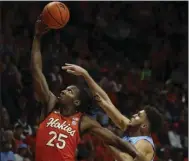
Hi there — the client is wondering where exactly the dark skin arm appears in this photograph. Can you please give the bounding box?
[80,116,139,159]
[31,19,57,121]
[62,64,130,131]
[108,146,134,161]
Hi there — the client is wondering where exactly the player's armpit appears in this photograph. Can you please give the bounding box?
[94,94,130,131]
[108,146,134,161]
[80,116,138,159]
[134,140,154,161]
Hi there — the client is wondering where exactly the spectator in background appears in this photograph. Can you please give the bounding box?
[14,144,30,161]
[168,123,183,149]
[141,60,152,81]
[0,141,15,161]
[13,125,24,151]
[1,107,12,130]
[2,55,23,89]
[4,130,16,151]
[14,112,33,139]
[1,55,23,122]
[24,125,37,155]
[23,158,31,161]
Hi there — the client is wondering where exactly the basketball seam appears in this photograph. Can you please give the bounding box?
[46,6,62,27]
[56,3,64,26]
[59,3,69,27]
[64,6,69,25]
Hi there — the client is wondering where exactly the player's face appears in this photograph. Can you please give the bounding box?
[58,85,80,105]
[129,110,147,127]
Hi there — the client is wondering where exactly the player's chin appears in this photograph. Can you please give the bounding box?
[129,121,138,127]
[57,97,65,104]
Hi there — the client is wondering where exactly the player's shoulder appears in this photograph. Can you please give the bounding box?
[135,139,154,153]
[80,115,98,125]
[39,110,59,125]
[80,115,101,133]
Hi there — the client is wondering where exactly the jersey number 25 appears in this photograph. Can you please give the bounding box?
[46,131,68,149]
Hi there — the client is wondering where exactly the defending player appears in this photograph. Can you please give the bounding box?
[31,19,140,161]
[62,64,164,161]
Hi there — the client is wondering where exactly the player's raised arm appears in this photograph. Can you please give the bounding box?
[31,19,57,109]
[62,64,130,131]
[80,116,139,160]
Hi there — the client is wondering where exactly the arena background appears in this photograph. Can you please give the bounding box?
[0,1,188,161]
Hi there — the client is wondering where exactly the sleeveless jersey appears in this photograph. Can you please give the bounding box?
[35,111,83,161]
[122,136,155,161]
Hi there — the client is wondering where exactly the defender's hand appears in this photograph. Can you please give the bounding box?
[35,15,50,36]
[62,63,88,76]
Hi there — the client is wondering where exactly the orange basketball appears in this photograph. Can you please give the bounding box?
[42,2,70,29]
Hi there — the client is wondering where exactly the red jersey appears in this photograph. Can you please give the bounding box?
[35,111,83,161]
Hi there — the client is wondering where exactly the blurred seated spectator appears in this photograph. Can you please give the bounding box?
[4,130,17,152]
[1,107,12,130]
[14,113,32,139]
[168,123,182,149]
[0,141,15,161]
[23,157,32,161]
[14,144,30,161]
[13,125,24,151]
[24,126,38,155]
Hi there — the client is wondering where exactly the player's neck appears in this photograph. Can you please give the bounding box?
[129,129,150,137]
[60,105,77,116]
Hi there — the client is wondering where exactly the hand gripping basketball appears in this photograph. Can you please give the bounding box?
[35,16,50,37]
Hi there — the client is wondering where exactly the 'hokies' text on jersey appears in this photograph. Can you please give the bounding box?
[35,111,82,161]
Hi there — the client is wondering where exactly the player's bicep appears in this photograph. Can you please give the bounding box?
[109,146,134,161]
[134,140,154,161]
[80,116,116,142]
[81,116,123,150]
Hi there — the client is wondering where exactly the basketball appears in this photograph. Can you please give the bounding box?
[42,2,70,29]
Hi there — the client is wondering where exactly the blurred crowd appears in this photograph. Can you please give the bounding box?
[0,1,188,161]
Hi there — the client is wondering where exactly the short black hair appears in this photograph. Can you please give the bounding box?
[77,87,92,113]
[144,105,164,133]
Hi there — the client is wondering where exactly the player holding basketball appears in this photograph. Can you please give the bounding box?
[31,19,141,161]
[62,64,164,161]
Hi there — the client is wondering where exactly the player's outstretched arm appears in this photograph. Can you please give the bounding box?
[109,141,155,161]
[94,94,130,131]
[80,116,139,160]
[31,19,57,110]
[62,64,130,131]
[62,63,111,102]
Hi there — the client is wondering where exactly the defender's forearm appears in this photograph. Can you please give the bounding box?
[31,36,42,70]
[116,137,139,159]
[83,72,111,102]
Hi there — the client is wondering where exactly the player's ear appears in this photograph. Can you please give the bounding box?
[74,100,80,107]
[141,123,148,129]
